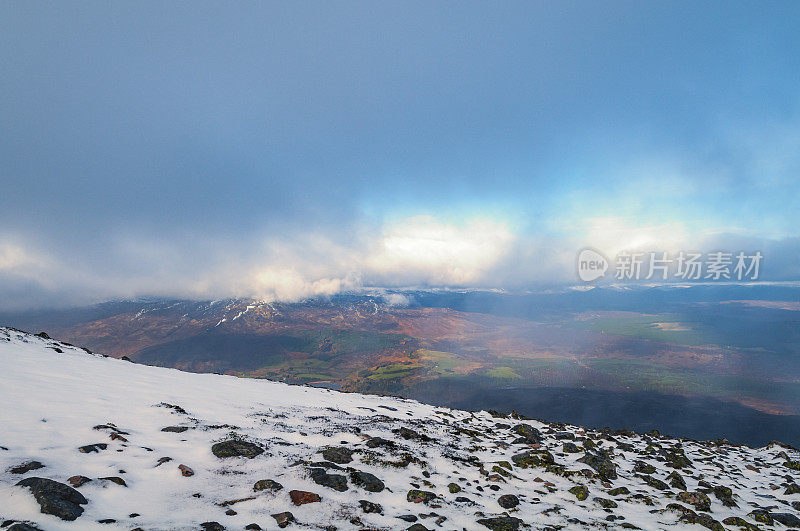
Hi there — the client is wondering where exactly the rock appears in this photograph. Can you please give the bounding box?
[161,426,189,433]
[476,516,524,530]
[244,525,261,530]
[679,511,724,531]
[749,509,773,525]
[359,499,383,513]
[640,475,669,490]
[608,486,630,496]
[9,461,45,474]
[786,483,800,495]
[397,427,432,441]
[407,489,437,504]
[289,489,321,505]
[407,524,430,531]
[155,456,172,466]
[309,467,348,491]
[563,442,581,453]
[15,477,88,521]
[78,443,108,453]
[721,517,761,530]
[321,446,353,464]
[211,440,264,459]
[178,464,194,477]
[349,470,385,492]
[398,514,418,522]
[666,471,687,490]
[712,485,737,507]
[678,491,711,512]
[365,437,396,449]
[498,494,519,508]
[98,519,117,524]
[271,511,295,528]
[448,482,461,493]
[595,497,618,508]
[511,423,542,443]
[569,485,589,501]
[578,451,617,480]
[99,476,127,486]
[199,522,225,530]
[511,449,555,468]
[253,479,283,492]
[7,523,43,531]
[633,460,656,474]
[67,475,91,487]
[773,513,800,527]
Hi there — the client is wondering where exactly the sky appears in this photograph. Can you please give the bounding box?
[1,1,799,309]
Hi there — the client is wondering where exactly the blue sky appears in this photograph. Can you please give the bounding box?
[1,1,799,308]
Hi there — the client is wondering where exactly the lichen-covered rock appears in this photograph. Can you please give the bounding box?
[407,489,437,504]
[15,477,88,521]
[498,494,519,508]
[678,491,711,512]
[511,423,542,444]
[476,516,524,530]
[569,485,589,501]
[321,446,353,464]
[254,479,283,492]
[595,497,618,508]
[359,499,383,513]
[349,470,384,492]
[578,451,617,480]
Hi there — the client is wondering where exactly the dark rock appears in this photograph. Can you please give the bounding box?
[253,479,283,492]
[511,423,542,444]
[97,519,116,524]
[178,464,194,477]
[15,477,88,521]
[595,497,618,508]
[365,437,396,449]
[224,509,236,516]
[271,511,295,528]
[608,486,630,496]
[359,499,383,513]
[78,443,108,453]
[398,514,418,522]
[7,523,43,531]
[773,513,800,527]
[309,468,348,491]
[155,457,172,467]
[511,449,555,468]
[712,485,737,507]
[199,523,225,531]
[211,440,264,459]
[9,461,45,474]
[244,525,261,530]
[289,489,321,505]
[578,451,617,480]
[407,525,430,531]
[161,426,189,433]
[349,470,384,492]
[666,471,686,490]
[396,427,432,442]
[633,460,656,474]
[497,494,519,508]
[562,442,581,453]
[640,475,669,490]
[476,516,524,530]
[721,517,760,531]
[321,446,353,464]
[448,482,461,493]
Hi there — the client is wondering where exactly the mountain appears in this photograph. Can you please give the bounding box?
[2,327,800,530]
[3,286,800,447]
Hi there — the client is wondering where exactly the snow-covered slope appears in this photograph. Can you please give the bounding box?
[1,328,799,531]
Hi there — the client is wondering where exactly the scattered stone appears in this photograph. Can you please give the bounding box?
[289,490,321,505]
[666,471,687,490]
[633,460,656,474]
[161,426,189,433]
[211,440,264,459]
[677,491,711,512]
[155,457,172,467]
[254,479,283,492]
[15,477,88,521]
[773,513,800,527]
[178,464,194,477]
[365,437,396,449]
[569,485,589,501]
[448,482,461,493]
[498,494,519,508]
[321,446,353,464]
[511,423,542,444]
[721,517,760,531]
[608,486,630,496]
[359,499,383,513]
[396,427,432,442]
[640,475,669,490]
[407,489,437,504]
[9,461,45,474]
[99,476,127,487]
[309,467,348,491]
[712,485,738,507]
[476,516,524,530]
[595,497,618,509]
[78,443,108,453]
[563,442,581,453]
[349,470,385,492]
[97,518,116,524]
[67,475,91,487]
[271,511,295,528]
[578,451,617,480]
[199,523,224,531]
[244,525,261,530]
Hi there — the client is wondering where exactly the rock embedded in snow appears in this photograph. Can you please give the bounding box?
[210,439,264,459]
[253,478,283,492]
[289,489,321,505]
[271,511,295,527]
[15,477,88,521]
[8,461,44,474]
[66,475,91,487]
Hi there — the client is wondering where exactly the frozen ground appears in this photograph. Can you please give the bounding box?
[1,327,799,530]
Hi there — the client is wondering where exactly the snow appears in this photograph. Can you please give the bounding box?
[1,327,799,530]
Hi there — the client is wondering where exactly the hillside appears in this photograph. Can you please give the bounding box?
[1,327,800,530]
